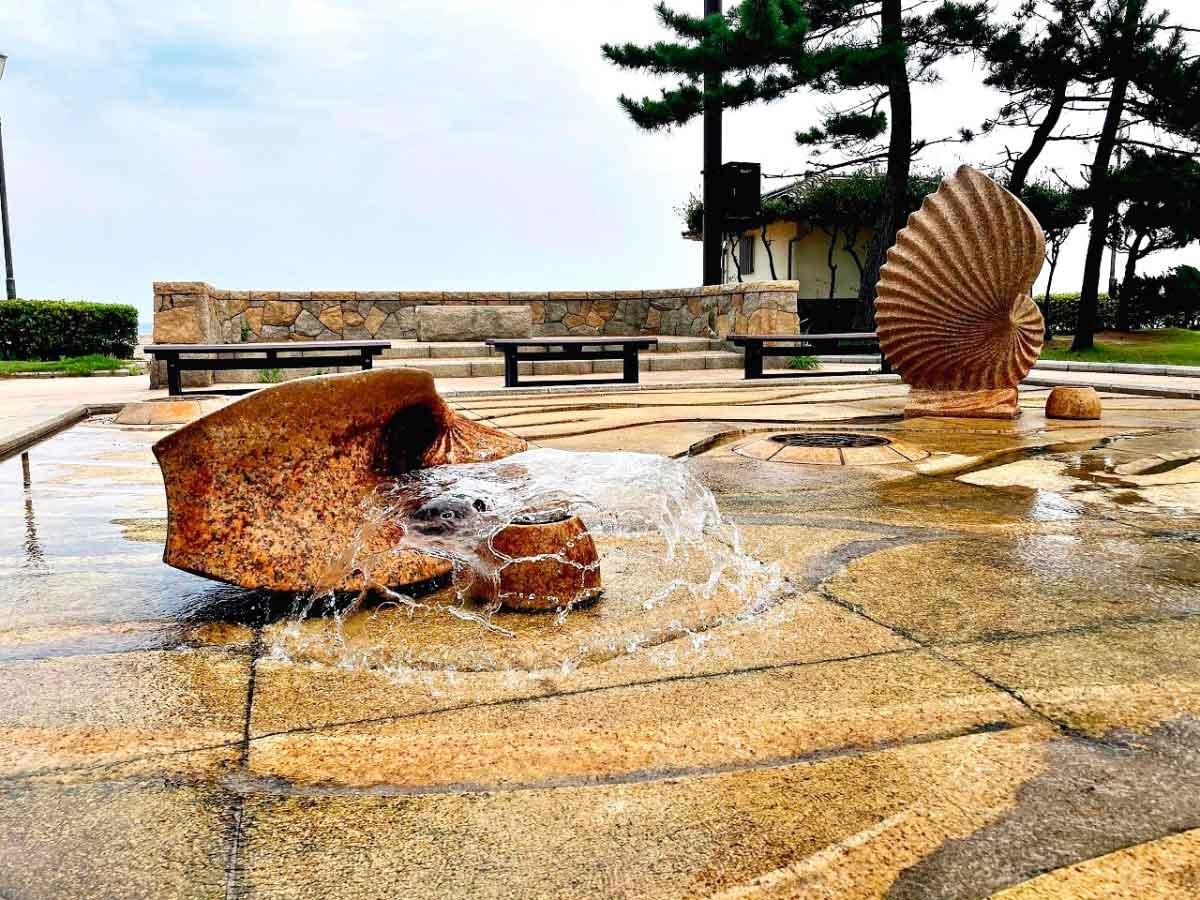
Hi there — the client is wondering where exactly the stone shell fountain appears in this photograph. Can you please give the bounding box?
[153,368,600,608]
[875,165,1046,420]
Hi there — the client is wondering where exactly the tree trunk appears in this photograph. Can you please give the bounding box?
[1009,78,1069,197]
[824,226,839,300]
[1043,253,1059,339]
[761,223,778,279]
[1073,2,1140,351]
[854,0,911,331]
[1117,231,1143,330]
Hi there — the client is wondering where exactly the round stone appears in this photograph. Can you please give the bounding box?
[1046,386,1102,420]
[488,514,602,611]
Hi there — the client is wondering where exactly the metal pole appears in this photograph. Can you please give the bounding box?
[0,118,14,299]
[701,0,723,286]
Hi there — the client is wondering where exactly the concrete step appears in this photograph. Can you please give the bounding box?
[381,335,723,361]
[375,348,815,379]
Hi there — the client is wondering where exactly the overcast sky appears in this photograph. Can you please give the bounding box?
[1,1,1197,322]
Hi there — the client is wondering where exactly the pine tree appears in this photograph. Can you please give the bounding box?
[1019,181,1090,337]
[1108,150,1200,328]
[603,1,994,326]
[1071,2,1199,348]
[981,0,1198,348]
[981,0,1095,196]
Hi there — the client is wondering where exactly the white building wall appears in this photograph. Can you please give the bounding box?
[722,220,872,299]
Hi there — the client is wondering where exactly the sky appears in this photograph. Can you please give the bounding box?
[0,1,1197,324]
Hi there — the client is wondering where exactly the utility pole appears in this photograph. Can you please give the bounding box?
[0,54,14,300]
[701,0,723,286]
[0,118,15,300]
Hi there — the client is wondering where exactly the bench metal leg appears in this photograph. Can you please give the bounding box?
[622,347,639,383]
[744,343,764,379]
[880,353,892,375]
[166,356,182,396]
[361,351,373,370]
[503,351,519,388]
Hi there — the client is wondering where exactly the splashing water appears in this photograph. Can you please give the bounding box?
[268,449,782,678]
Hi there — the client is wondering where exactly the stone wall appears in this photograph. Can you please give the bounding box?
[151,280,801,387]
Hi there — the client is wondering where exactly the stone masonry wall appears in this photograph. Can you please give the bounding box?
[151,280,801,387]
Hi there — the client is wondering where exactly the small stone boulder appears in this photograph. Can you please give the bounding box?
[1045,386,1102,420]
[416,305,532,342]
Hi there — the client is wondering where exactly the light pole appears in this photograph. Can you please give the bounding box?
[701,1,723,286]
[0,53,15,300]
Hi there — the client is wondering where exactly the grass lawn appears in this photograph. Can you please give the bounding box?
[1041,328,1200,367]
[0,354,137,376]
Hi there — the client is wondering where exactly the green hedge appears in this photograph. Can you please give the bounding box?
[1119,266,1200,330]
[1035,293,1115,334]
[0,300,139,360]
[1037,266,1200,333]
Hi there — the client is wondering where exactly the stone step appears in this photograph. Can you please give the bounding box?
[380,335,723,361]
[375,349,808,379]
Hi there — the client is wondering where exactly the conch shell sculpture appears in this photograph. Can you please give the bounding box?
[876,165,1045,419]
[153,368,528,592]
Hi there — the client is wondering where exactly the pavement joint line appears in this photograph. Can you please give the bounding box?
[223,720,1025,799]
[223,798,247,900]
[245,644,922,745]
[813,583,1086,740]
[221,629,264,900]
[6,605,1198,788]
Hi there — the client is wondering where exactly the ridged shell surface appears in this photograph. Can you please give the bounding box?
[876,165,1046,391]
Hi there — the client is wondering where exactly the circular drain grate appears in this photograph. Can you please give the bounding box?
[733,431,930,467]
[767,432,892,449]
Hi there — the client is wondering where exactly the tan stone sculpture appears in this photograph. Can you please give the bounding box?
[876,165,1046,419]
[153,368,529,592]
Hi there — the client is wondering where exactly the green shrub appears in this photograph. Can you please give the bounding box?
[1037,266,1200,333]
[787,355,819,369]
[258,367,284,384]
[1035,293,1115,334]
[0,299,139,360]
[0,354,132,376]
[1119,265,1200,330]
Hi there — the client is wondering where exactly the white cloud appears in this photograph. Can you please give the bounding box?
[0,1,1195,318]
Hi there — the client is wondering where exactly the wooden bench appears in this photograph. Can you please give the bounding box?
[727,332,891,379]
[485,337,658,388]
[145,340,391,396]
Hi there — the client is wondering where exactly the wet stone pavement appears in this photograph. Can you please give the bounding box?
[2,382,1200,898]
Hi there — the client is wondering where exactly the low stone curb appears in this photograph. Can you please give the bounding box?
[1023,376,1200,401]
[0,369,138,380]
[0,403,125,460]
[440,373,902,399]
[1033,360,1200,376]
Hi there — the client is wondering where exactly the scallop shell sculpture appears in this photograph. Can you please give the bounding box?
[876,165,1045,419]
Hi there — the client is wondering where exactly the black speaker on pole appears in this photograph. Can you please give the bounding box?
[720,161,761,230]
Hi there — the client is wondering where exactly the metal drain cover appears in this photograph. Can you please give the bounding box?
[734,432,931,466]
[767,432,892,449]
